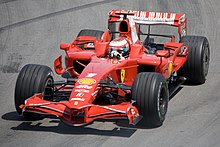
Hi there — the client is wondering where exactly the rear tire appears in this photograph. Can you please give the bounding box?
[178,36,210,84]
[14,64,54,117]
[131,72,169,127]
[77,29,104,40]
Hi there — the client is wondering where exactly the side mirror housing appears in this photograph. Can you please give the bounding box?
[156,50,169,57]
[60,43,70,51]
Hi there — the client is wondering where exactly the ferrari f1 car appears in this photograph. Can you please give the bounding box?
[14,10,210,127]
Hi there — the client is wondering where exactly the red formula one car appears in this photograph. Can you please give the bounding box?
[14,10,210,127]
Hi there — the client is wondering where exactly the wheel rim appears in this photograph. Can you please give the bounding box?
[159,86,168,116]
[42,77,53,100]
[203,44,210,77]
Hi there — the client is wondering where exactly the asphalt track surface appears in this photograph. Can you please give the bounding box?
[0,0,220,147]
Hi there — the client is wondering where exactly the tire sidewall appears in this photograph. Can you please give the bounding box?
[156,81,168,123]
[39,71,53,93]
[201,38,210,81]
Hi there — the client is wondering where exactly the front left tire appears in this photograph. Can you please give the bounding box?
[131,72,169,127]
[178,36,210,84]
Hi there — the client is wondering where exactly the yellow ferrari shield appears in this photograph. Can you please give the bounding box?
[121,69,125,83]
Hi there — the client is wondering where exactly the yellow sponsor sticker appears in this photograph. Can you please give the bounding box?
[74,101,78,105]
[121,69,125,83]
[168,62,173,76]
[78,78,96,85]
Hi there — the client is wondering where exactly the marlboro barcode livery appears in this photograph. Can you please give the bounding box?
[14,10,210,127]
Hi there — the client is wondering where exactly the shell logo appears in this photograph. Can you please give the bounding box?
[78,78,96,85]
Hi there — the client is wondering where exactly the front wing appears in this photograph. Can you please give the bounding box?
[21,93,141,126]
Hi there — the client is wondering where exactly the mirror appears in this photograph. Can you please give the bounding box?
[60,43,70,51]
[156,50,169,57]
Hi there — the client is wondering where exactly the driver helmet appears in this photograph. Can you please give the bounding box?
[108,38,129,59]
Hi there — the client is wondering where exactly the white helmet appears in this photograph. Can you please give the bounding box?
[108,38,129,59]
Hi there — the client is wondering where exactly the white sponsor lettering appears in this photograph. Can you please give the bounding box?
[74,89,89,93]
[76,85,93,89]
[92,90,99,97]
[134,12,176,22]
[140,11,146,20]
[179,14,186,23]
[76,93,84,97]
[70,98,85,101]
[108,59,120,64]
[131,108,136,115]
[87,43,94,47]
[85,73,97,78]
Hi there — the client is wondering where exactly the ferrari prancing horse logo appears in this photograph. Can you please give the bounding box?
[121,69,125,83]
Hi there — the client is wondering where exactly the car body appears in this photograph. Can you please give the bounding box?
[15,10,209,127]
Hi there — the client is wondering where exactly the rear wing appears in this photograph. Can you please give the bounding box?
[108,10,187,37]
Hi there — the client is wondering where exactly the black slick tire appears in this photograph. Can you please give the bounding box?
[178,36,210,84]
[77,29,104,39]
[14,64,53,117]
[131,72,169,127]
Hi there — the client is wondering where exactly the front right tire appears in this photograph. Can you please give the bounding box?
[14,64,54,117]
